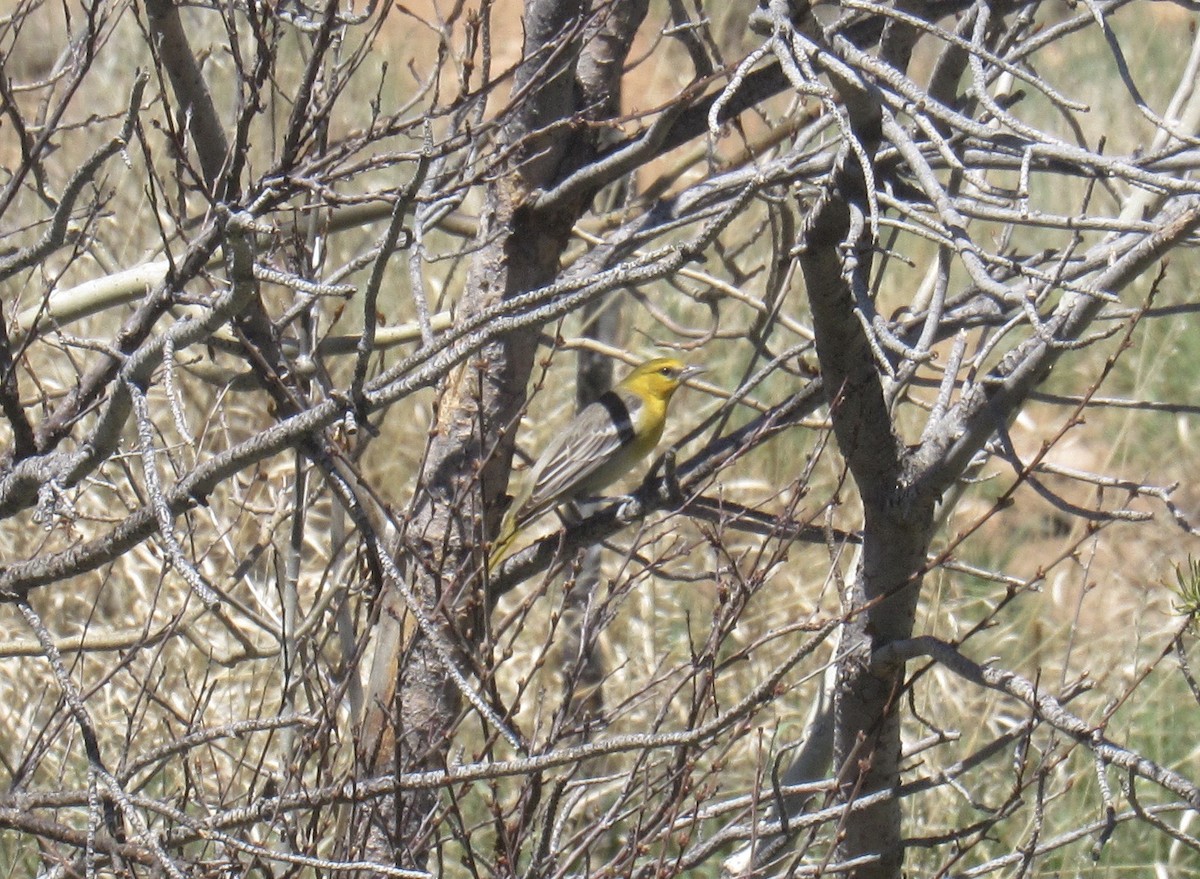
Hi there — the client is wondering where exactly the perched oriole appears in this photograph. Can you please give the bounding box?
[490,356,702,568]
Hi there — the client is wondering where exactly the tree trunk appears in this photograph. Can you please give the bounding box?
[352,0,649,868]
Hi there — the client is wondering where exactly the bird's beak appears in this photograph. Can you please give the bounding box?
[680,365,705,382]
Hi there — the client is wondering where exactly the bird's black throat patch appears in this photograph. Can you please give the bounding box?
[597,390,636,446]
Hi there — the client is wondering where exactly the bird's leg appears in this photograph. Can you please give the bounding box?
[558,499,591,526]
[643,449,683,506]
[569,493,640,525]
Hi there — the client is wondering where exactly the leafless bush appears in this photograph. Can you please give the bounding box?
[2,0,1200,877]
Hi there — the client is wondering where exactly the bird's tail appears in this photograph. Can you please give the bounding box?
[487,505,521,573]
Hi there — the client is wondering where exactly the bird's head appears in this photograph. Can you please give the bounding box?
[620,357,704,403]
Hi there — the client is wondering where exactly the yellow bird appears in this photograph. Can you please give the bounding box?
[490,357,703,569]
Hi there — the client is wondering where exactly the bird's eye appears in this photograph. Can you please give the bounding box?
[660,366,674,376]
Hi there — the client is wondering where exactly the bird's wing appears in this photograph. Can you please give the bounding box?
[517,390,639,523]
